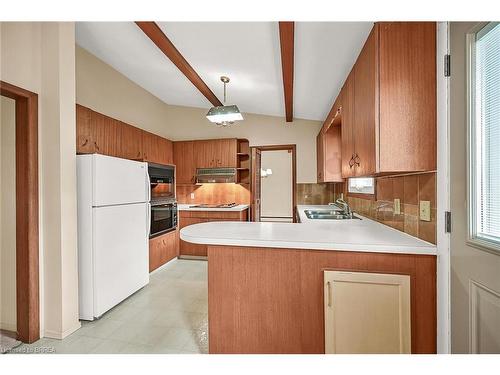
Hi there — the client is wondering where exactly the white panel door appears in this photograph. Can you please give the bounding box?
[93,203,149,318]
[324,270,411,354]
[93,154,148,207]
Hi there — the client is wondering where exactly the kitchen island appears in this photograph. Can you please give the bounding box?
[180,206,437,354]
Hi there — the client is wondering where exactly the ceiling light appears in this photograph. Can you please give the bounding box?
[206,76,243,127]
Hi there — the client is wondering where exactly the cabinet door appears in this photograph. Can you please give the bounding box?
[217,139,237,167]
[341,70,355,178]
[316,131,325,182]
[142,131,158,163]
[196,140,216,168]
[174,141,196,184]
[353,25,378,176]
[378,22,436,172]
[120,122,143,160]
[323,126,343,182]
[76,104,96,154]
[92,111,121,157]
[158,137,173,165]
[179,217,208,256]
[324,271,411,354]
[149,230,178,272]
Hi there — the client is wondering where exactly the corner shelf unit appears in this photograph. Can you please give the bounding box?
[236,139,250,185]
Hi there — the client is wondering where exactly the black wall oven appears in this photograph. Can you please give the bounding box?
[148,163,177,237]
[150,201,177,238]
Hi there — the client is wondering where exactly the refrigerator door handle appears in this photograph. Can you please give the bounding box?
[147,203,151,237]
[146,167,151,203]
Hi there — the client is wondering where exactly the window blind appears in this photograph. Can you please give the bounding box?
[474,23,500,243]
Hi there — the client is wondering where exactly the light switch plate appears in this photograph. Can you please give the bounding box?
[394,198,401,215]
[190,193,195,199]
[419,200,431,222]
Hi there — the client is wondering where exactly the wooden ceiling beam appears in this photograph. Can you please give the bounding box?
[279,21,295,122]
[135,21,223,107]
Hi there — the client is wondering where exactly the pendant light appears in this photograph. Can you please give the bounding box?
[206,76,243,127]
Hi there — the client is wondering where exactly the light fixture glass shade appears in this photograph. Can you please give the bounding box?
[206,105,243,124]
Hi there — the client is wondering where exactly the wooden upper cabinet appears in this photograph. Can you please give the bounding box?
[76,104,96,154]
[92,110,121,157]
[341,70,355,178]
[217,139,237,167]
[353,25,378,177]
[316,131,325,183]
[158,137,174,165]
[378,22,436,172]
[174,141,196,184]
[334,22,436,177]
[120,122,143,160]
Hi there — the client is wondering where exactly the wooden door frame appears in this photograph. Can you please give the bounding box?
[1,80,40,343]
[252,144,297,222]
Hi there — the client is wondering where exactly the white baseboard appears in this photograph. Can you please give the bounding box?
[43,321,81,340]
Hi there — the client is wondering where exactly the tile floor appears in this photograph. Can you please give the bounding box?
[13,259,208,354]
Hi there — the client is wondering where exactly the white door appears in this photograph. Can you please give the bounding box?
[92,203,149,317]
[450,22,500,353]
[93,154,149,207]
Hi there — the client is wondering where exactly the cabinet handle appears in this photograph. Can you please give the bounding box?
[349,154,355,168]
[82,139,88,147]
[94,141,100,151]
[327,281,332,307]
[354,153,360,167]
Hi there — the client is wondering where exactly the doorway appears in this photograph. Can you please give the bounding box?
[0,81,39,344]
[250,145,297,222]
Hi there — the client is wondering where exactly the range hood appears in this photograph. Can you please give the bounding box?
[195,168,237,184]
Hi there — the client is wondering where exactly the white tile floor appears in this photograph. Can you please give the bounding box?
[13,259,208,354]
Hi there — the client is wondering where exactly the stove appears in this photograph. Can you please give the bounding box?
[191,202,238,208]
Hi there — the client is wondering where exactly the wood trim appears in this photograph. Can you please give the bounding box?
[135,22,223,107]
[253,144,297,222]
[1,80,39,343]
[278,22,295,122]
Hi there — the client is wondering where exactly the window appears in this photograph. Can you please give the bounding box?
[348,177,375,195]
[468,22,500,251]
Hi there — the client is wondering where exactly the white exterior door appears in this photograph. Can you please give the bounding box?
[92,203,149,317]
[450,22,500,353]
[93,154,149,207]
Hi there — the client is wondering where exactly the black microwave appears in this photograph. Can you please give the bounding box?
[148,163,175,202]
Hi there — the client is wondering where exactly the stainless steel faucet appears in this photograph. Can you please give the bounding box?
[334,198,353,218]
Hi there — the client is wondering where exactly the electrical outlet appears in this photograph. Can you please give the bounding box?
[419,200,431,222]
[190,193,195,199]
[394,198,401,215]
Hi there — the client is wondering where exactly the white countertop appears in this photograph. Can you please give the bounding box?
[180,205,437,255]
[178,204,250,212]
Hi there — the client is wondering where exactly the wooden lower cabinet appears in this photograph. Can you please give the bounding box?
[208,246,436,354]
[179,210,248,257]
[324,271,411,354]
[149,229,179,272]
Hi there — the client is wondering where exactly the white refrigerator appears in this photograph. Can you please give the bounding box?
[77,154,151,320]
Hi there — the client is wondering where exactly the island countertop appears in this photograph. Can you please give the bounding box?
[180,205,437,255]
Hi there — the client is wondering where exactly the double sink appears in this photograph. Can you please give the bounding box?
[304,209,361,220]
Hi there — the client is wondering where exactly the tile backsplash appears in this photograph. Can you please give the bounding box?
[344,172,437,244]
[296,183,339,205]
[176,183,250,205]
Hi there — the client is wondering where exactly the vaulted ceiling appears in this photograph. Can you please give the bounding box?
[75,22,372,122]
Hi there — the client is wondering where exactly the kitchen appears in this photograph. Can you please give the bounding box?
[1,9,499,366]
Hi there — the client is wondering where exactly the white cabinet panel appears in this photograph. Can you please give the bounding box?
[324,270,411,354]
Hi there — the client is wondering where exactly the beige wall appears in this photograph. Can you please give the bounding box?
[0,96,17,331]
[0,22,80,339]
[261,150,293,218]
[76,46,322,183]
